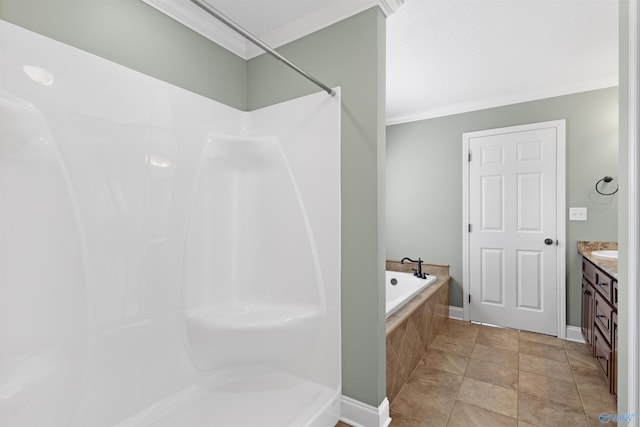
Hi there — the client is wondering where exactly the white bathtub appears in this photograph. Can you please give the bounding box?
[386,271,437,318]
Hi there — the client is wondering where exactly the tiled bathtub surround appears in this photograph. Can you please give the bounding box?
[386,260,450,278]
[386,262,450,402]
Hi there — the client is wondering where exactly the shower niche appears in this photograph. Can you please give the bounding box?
[0,20,340,427]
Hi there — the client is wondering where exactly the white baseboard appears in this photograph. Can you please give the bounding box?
[449,306,464,320]
[564,325,585,343]
[446,310,585,344]
[340,396,391,427]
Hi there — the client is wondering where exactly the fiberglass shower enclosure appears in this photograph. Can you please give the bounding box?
[0,20,341,427]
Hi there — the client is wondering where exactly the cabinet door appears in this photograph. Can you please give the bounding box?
[581,279,594,349]
[594,325,612,380]
[594,291,613,343]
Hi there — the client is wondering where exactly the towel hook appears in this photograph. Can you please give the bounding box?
[595,176,618,196]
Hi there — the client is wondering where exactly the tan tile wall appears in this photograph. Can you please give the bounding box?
[385,275,450,402]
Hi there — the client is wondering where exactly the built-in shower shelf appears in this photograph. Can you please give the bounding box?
[186,301,322,331]
[185,300,325,368]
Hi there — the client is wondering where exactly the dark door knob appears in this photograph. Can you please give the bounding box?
[544,238,554,245]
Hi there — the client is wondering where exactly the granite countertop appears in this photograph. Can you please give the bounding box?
[577,241,618,279]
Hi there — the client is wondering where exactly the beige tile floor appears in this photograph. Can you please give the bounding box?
[337,319,618,427]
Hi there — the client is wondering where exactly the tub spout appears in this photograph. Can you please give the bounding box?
[400,257,426,279]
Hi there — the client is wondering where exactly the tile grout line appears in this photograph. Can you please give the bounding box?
[564,343,587,413]
[444,323,478,426]
[564,341,601,426]
[387,337,410,408]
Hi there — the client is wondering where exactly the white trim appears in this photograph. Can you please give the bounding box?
[244,0,379,59]
[627,0,639,422]
[462,130,471,322]
[141,0,403,60]
[378,0,405,17]
[462,120,567,338]
[556,122,567,339]
[340,396,391,427]
[564,326,585,344]
[140,0,248,57]
[449,306,464,320]
[386,81,618,126]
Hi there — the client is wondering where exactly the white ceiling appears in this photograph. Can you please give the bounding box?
[144,0,619,125]
[386,0,619,124]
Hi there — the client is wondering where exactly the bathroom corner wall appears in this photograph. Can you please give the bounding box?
[248,7,388,408]
[0,0,247,110]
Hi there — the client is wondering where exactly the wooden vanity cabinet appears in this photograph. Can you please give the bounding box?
[581,257,617,400]
[612,310,618,400]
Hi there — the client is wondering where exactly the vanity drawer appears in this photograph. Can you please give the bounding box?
[594,269,613,303]
[594,291,613,343]
[594,326,612,380]
[613,280,618,310]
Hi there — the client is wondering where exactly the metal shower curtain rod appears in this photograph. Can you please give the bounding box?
[189,0,336,97]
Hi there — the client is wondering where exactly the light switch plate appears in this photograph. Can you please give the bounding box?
[569,207,587,221]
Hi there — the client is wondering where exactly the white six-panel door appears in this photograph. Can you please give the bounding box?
[464,121,565,336]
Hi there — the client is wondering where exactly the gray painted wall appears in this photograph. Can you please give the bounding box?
[387,87,619,327]
[0,0,247,110]
[248,8,388,407]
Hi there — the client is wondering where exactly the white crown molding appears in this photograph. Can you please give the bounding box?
[141,0,247,57]
[244,0,387,59]
[386,77,619,126]
[141,0,404,60]
[378,0,405,17]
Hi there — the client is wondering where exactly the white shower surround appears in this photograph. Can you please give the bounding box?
[0,20,341,427]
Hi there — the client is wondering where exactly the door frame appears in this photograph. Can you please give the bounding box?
[626,0,639,421]
[461,120,566,338]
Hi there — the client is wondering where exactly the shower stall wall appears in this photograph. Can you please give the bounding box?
[0,20,341,427]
